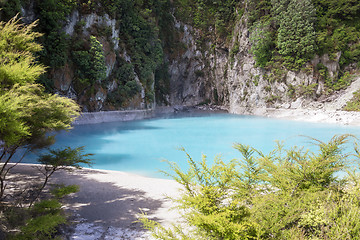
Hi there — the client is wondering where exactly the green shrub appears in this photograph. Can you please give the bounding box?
[344,89,360,111]
[264,85,271,92]
[89,36,107,82]
[247,0,272,27]
[266,94,281,103]
[72,35,107,91]
[273,0,317,69]
[31,199,62,215]
[298,83,318,98]
[0,0,22,21]
[312,0,360,66]
[174,0,239,40]
[142,135,360,239]
[18,212,66,240]
[51,184,79,199]
[250,20,273,68]
[35,0,77,68]
[332,72,355,91]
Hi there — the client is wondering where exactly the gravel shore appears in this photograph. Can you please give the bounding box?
[8,164,182,239]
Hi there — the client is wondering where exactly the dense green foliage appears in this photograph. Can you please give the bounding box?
[344,89,360,111]
[0,17,79,171]
[100,0,166,105]
[313,0,360,66]
[0,15,92,239]
[72,35,107,93]
[142,135,360,239]
[249,20,273,68]
[249,0,360,76]
[273,0,317,68]
[107,59,142,107]
[5,185,79,240]
[174,0,240,40]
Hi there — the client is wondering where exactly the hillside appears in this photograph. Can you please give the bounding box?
[1,0,360,113]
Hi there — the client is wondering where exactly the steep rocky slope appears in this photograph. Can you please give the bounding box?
[166,8,359,115]
[2,0,359,114]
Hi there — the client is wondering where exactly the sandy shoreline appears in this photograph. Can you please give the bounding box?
[8,164,183,239]
[252,108,360,126]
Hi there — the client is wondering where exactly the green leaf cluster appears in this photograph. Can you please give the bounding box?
[250,20,274,68]
[0,17,44,89]
[344,89,360,112]
[0,84,79,148]
[143,135,360,239]
[272,0,317,69]
[17,200,66,240]
[248,0,360,75]
[72,35,107,91]
[312,0,360,66]
[0,17,80,151]
[34,0,77,68]
[174,0,239,40]
[89,36,107,82]
[8,184,79,240]
[0,14,93,240]
[38,146,93,170]
[0,16,81,202]
[97,0,167,106]
[106,59,141,107]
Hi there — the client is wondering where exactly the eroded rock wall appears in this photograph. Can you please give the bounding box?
[16,2,355,113]
[167,11,348,115]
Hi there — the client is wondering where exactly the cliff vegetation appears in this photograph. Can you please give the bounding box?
[0,0,359,111]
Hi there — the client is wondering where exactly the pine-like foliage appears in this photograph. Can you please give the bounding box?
[272,0,317,67]
[89,35,107,83]
[0,16,80,200]
[142,135,360,239]
[250,20,273,68]
[0,16,45,89]
[0,15,93,239]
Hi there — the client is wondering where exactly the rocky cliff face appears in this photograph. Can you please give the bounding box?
[166,11,355,115]
[15,1,163,112]
[15,2,358,113]
[54,11,148,111]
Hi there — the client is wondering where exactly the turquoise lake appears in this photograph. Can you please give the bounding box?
[27,113,360,178]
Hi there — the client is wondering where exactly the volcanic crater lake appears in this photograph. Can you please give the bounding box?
[27,113,360,178]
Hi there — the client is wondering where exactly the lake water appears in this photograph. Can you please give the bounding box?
[25,113,360,178]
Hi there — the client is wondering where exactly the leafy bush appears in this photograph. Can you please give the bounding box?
[0,0,22,21]
[35,0,77,68]
[19,213,66,240]
[4,184,80,240]
[298,83,318,98]
[51,184,79,199]
[142,135,360,239]
[72,35,107,91]
[247,0,272,27]
[273,0,317,69]
[0,15,88,240]
[331,72,355,91]
[174,0,239,40]
[89,35,107,82]
[344,89,360,111]
[250,20,274,68]
[312,0,360,66]
[106,58,142,107]
[15,184,80,239]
